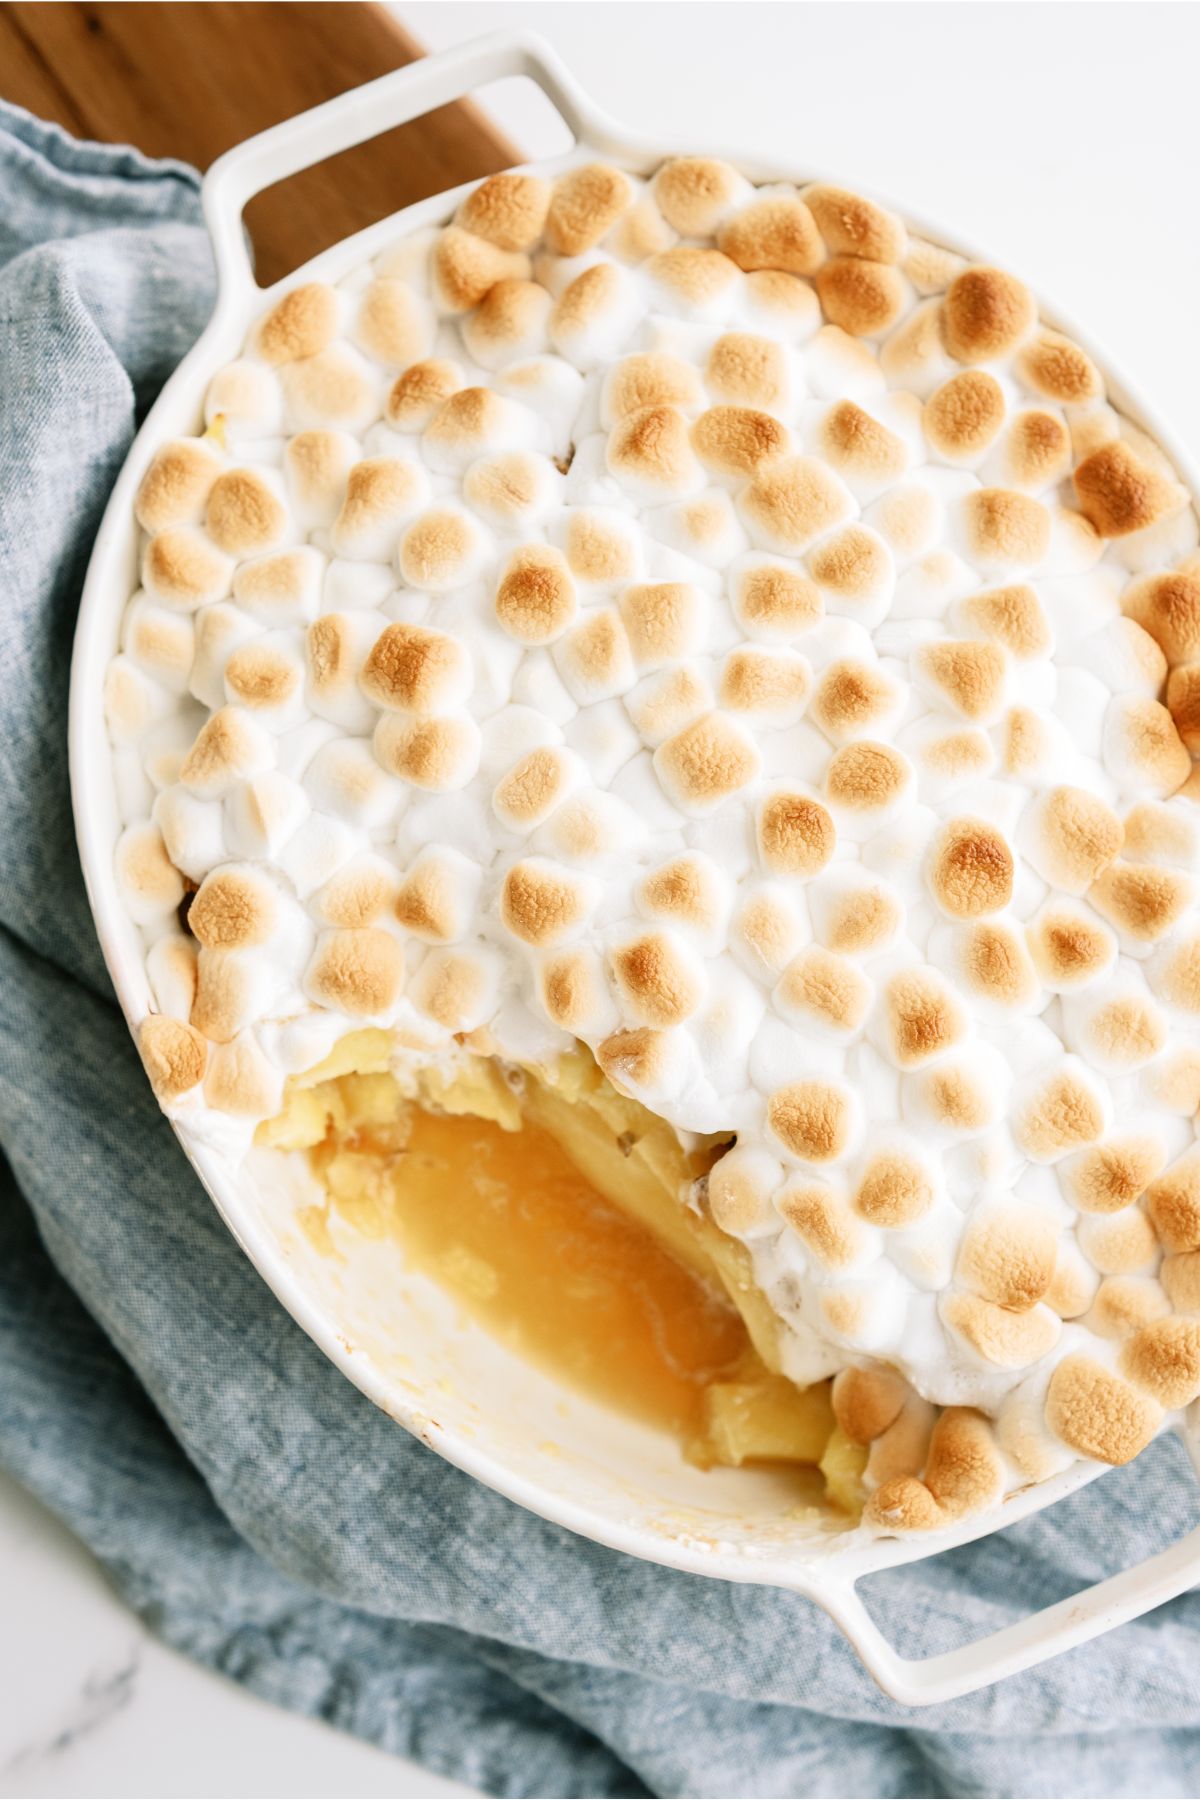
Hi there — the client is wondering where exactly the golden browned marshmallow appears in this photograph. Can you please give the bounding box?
[962,488,1051,568]
[879,298,949,390]
[354,279,429,366]
[1103,695,1191,797]
[1086,1275,1169,1339]
[942,266,1035,363]
[719,647,811,719]
[188,867,276,950]
[431,227,530,313]
[808,526,892,607]
[1001,410,1072,491]
[999,704,1052,777]
[1149,930,1200,1017]
[617,582,704,670]
[373,715,478,791]
[385,359,464,432]
[1062,1136,1167,1214]
[805,184,905,263]
[205,468,287,559]
[824,740,911,814]
[139,1013,207,1102]
[648,157,739,235]
[1075,440,1188,539]
[832,1366,909,1443]
[548,263,628,359]
[1122,564,1200,665]
[1016,330,1103,404]
[738,455,853,552]
[254,283,340,363]
[703,336,785,415]
[626,665,711,746]
[461,279,553,368]
[462,451,556,529]
[853,1147,934,1228]
[280,346,376,431]
[776,1180,866,1268]
[330,456,422,552]
[203,1032,285,1118]
[907,1057,995,1136]
[904,238,968,295]
[1120,1315,1200,1407]
[714,193,822,275]
[647,246,741,313]
[691,406,790,478]
[924,369,1006,460]
[494,544,576,644]
[957,583,1051,659]
[1089,860,1194,945]
[868,1409,1005,1530]
[1079,1208,1159,1277]
[610,191,675,261]
[398,510,480,591]
[1021,786,1123,894]
[456,172,551,250]
[815,258,906,338]
[492,746,575,832]
[563,510,638,585]
[316,858,399,929]
[500,859,591,948]
[536,948,608,1035]
[608,405,702,493]
[610,931,702,1028]
[757,790,836,877]
[1045,1354,1163,1463]
[818,400,909,489]
[596,1026,680,1099]
[917,640,1009,727]
[142,526,233,611]
[637,855,725,938]
[359,622,469,715]
[135,440,223,534]
[880,967,966,1068]
[1013,1063,1106,1162]
[654,711,760,814]
[1167,662,1200,751]
[603,352,704,423]
[115,823,185,921]
[732,561,823,638]
[545,163,633,255]
[942,1292,1061,1368]
[775,946,871,1037]
[394,853,472,943]
[813,877,903,957]
[809,660,899,743]
[927,817,1014,918]
[408,948,495,1032]
[767,1080,854,1163]
[1163,1252,1200,1313]
[178,706,266,796]
[230,550,318,625]
[305,928,404,1016]
[188,949,260,1044]
[1145,1147,1200,1253]
[283,431,355,526]
[556,608,635,702]
[956,1203,1058,1309]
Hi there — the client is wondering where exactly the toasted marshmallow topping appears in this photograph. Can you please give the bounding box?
[111,154,1200,1531]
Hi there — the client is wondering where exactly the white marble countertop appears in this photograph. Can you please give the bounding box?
[8,4,1200,1795]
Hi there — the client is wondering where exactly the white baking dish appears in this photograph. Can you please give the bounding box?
[68,30,1200,1704]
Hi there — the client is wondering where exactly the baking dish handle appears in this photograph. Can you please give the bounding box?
[201,30,593,304]
[818,1426,1200,1706]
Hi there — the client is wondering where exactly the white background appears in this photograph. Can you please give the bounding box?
[5,4,1199,1795]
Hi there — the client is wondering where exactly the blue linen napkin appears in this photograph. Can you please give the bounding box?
[2,97,1200,1800]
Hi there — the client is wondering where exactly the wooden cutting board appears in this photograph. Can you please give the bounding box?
[0,1,517,283]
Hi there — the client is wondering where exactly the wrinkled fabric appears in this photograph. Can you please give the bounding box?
[1,98,1199,1800]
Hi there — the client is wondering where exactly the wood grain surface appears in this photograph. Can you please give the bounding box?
[0,2,517,283]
